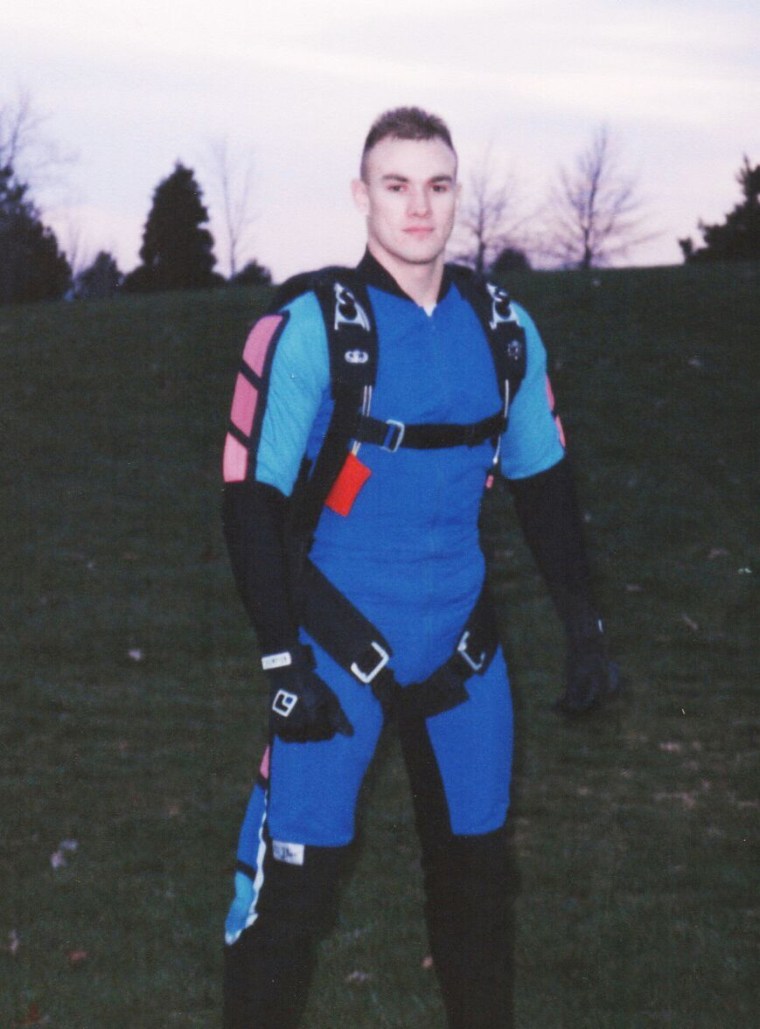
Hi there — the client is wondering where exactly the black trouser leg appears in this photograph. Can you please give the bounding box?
[223,841,348,1029]
[223,917,314,1029]
[421,827,516,1029]
[399,712,516,1029]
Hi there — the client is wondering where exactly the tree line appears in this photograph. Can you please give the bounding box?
[1,93,758,306]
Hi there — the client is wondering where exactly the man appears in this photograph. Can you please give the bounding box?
[220,107,617,1028]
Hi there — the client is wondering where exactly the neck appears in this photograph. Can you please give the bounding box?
[367,242,444,307]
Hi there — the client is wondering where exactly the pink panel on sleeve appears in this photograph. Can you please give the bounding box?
[546,376,567,447]
[545,375,557,411]
[555,415,567,449]
[259,745,271,781]
[223,433,249,482]
[242,314,284,378]
[230,373,258,435]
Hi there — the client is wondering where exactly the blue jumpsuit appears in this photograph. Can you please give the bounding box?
[222,255,565,1027]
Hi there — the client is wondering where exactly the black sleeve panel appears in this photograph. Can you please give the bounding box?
[508,457,598,638]
[221,480,298,655]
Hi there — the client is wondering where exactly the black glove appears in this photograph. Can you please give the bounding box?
[555,613,620,716]
[263,643,354,743]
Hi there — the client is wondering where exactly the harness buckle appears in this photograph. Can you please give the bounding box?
[381,420,405,452]
[457,630,486,672]
[350,641,391,684]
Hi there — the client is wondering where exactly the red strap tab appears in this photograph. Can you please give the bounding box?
[325,453,372,516]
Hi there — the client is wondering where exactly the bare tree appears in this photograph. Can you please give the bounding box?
[0,89,72,196]
[0,90,39,169]
[206,138,256,279]
[542,125,652,269]
[452,151,529,275]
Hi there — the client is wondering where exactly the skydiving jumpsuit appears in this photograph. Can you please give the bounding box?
[221,252,567,1028]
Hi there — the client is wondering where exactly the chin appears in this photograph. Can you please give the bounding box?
[398,242,445,265]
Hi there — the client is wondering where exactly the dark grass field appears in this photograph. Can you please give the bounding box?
[1,262,757,1027]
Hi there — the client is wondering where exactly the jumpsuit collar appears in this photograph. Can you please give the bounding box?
[356,249,453,306]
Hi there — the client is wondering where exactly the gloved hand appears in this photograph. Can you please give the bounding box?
[263,643,354,743]
[555,614,620,716]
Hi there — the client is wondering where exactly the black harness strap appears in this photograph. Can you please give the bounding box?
[400,584,500,718]
[448,266,527,390]
[353,410,505,452]
[299,560,398,709]
[300,559,499,718]
[283,269,378,544]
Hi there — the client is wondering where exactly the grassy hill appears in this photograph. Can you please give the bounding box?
[1,263,757,1027]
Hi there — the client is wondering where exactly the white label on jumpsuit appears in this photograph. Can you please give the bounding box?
[272,840,305,866]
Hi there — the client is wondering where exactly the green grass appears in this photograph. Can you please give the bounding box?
[1,263,757,1027]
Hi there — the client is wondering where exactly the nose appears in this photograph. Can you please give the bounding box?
[407,186,431,217]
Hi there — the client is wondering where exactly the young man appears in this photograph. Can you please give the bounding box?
[220,107,617,1028]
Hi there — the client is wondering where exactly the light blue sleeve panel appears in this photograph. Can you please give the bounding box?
[255,293,331,496]
[499,302,566,481]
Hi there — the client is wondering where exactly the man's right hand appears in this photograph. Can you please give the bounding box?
[263,644,354,743]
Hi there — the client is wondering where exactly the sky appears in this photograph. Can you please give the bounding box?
[2,0,758,281]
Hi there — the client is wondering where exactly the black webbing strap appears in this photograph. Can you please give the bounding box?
[282,269,378,543]
[299,559,500,718]
[447,265,527,412]
[288,387,364,542]
[353,410,505,452]
[401,584,500,718]
[300,560,399,710]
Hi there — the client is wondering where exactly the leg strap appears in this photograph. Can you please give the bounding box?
[402,585,499,718]
[300,559,399,709]
[299,559,500,718]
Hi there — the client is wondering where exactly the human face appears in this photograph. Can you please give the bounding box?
[352,136,459,275]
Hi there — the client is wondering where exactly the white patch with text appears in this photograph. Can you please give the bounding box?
[272,840,305,866]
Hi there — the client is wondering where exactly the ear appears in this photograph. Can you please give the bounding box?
[351,177,369,215]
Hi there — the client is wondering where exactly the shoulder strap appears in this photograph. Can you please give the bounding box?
[275,267,378,544]
[446,264,527,410]
[269,266,378,397]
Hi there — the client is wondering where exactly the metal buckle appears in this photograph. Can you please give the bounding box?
[272,689,298,717]
[350,641,391,684]
[457,631,486,672]
[381,420,405,453]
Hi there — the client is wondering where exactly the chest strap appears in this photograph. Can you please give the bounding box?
[354,409,505,453]
[298,559,500,718]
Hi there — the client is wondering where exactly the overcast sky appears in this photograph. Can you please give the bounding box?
[2,0,758,280]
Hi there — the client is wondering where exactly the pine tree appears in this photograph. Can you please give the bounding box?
[681,157,760,262]
[0,164,71,304]
[74,251,123,298]
[126,162,218,291]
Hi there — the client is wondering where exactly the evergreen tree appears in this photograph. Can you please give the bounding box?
[0,164,71,304]
[489,246,531,277]
[74,251,123,298]
[680,157,760,262]
[229,258,272,286]
[126,162,218,291]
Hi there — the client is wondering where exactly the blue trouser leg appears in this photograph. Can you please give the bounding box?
[223,655,384,1028]
[223,643,514,1028]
